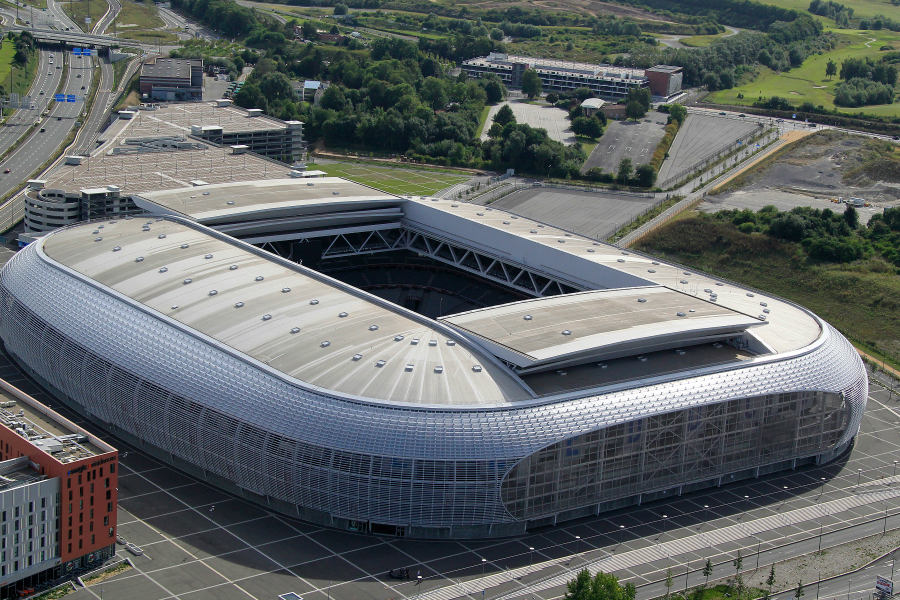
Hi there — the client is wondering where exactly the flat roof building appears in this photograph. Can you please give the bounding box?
[462,53,683,100]
[0,379,118,597]
[140,58,203,102]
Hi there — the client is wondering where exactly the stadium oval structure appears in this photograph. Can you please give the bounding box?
[0,179,867,539]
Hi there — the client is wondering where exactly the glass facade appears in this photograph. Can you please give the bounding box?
[502,391,848,520]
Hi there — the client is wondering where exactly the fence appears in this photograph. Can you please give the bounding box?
[540,182,655,199]
[616,194,705,248]
[658,127,779,190]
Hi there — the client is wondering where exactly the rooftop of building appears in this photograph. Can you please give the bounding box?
[463,53,648,78]
[132,178,404,225]
[581,98,606,109]
[0,458,47,492]
[107,103,292,139]
[0,382,113,463]
[440,287,765,372]
[646,65,683,73]
[141,58,202,81]
[39,217,534,406]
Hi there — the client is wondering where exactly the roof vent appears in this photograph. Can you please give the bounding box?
[159,267,168,273]
[648,269,656,273]
[434,366,444,373]
[171,305,179,310]
[428,340,438,346]
[235,302,244,308]
[369,325,379,331]
[394,335,404,342]
[677,312,686,317]
[524,315,533,320]
[352,354,363,361]
[181,244,189,249]
[183,278,192,284]
[158,234,166,239]
[411,338,419,345]
[209,290,218,296]
[230,265,238,270]
[321,341,331,347]
[307,182,315,186]
[376,360,386,367]
[704,288,712,293]
[405,364,414,372]
[684,271,691,275]
[759,314,767,320]
[255,276,264,281]
[95,237,103,242]
[205,254,213,259]
[558,240,565,243]
[290,327,300,333]
[135,257,144,262]
[562,330,571,336]
[282,288,291,293]
[446,340,456,346]
[638,298,647,303]
[310,299,319,305]
[226,201,235,205]
[339,312,348,318]
[617,259,625,263]
[262,314,272,321]
[472,365,483,372]
[112,246,121,252]
[689,309,696,312]
[763,308,770,314]
[716,283,724,286]
[452,204,458,207]
[203,192,211,196]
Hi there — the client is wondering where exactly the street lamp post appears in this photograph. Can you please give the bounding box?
[529,547,535,572]
[482,558,487,578]
[660,514,668,542]
[894,461,898,479]
[884,503,889,535]
[700,505,710,530]
[756,537,761,569]
[619,525,625,549]
[820,478,827,499]
[817,519,823,552]
[858,469,863,487]
[575,535,581,557]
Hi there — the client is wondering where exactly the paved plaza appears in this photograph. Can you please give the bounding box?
[481,101,575,145]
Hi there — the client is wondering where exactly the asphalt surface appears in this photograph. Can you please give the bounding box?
[581,118,669,174]
[481,101,575,145]
[0,49,95,199]
[0,49,56,158]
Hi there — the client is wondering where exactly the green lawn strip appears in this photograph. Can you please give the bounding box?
[707,29,900,118]
[679,33,724,47]
[635,217,900,371]
[576,135,599,156]
[748,0,897,22]
[112,0,165,31]
[476,104,491,138]
[1,47,39,119]
[317,163,466,195]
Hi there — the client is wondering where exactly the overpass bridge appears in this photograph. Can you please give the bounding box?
[3,25,156,49]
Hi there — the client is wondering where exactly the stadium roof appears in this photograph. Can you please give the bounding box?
[133,178,404,225]
[41,217,533,406]
[441,287,765,372]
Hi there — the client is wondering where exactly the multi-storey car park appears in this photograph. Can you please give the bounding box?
[0,178,867,539]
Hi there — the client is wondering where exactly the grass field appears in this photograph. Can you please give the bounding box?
[0,44,37,117]
[316,163,468,196]
[679,33,726,47]
[752,0,898,21]
[112,0,165,31]
[707,28,900,118]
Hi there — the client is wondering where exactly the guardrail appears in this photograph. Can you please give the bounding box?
[540,182,655,198]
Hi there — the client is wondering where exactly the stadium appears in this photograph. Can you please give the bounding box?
[0,178,867,539]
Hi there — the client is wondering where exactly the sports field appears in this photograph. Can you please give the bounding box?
[317,163,469,196]
[707,28,900,118]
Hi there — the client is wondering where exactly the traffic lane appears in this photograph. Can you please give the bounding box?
[0,50,54,154]
[0,61,93,197]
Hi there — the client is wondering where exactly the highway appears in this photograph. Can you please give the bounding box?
[0,49,58,158]
[0,49,94,199]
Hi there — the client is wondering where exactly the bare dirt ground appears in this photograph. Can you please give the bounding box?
[466,0,673,22]
[703,131,900,216]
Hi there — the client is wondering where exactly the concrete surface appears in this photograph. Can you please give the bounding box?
[581,118,668,174]
[481,101,575,145]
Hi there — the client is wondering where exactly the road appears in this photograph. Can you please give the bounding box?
[157,5,215,40]
[74,54,116,154]
[46,0,79,31]
[92,0,120,35]
[0,49,57,159]
[0,50,95,199]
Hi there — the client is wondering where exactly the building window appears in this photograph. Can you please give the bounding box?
[90,497,94,506]
[107,503,112,513]
[105,478,109,489]
[41,498,46,509]
[13,521,18,531]
[78,475,82,485]
[90,484,94,494]
[13,560,17,572]
[106,491,111,500]
[89,510,93,519]
[91,535,94,545]
[79,487,83,498]
[68,504,72,514]
[108,527,113,538]
[68,491,72,501]
[103,517,108,527]
[28,502,33,513]
[68,529,72,540]
[67,543,71,554]
[89,522,93,532]
[79,513,82,524]
[78,526,82,536]
[13,508,18,518]
[26,555,31,567]
[79,501,83,510]
[110,464,115,474]
[67,517,71,527]
[78,540,82,550]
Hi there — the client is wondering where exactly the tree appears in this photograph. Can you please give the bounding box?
[333,3,348,15]
[233,82,267,112]
[764,564,777,600]
[627,87,650,111]
[421,77,448,112]
[546,92,559,104]
[258,72,294,103]
[825,59,837,80]
[732,551,744,598]
[320,84,348,111]
[521,68,542,99]
[564,568,636,600]
[626,100,646,121]
[668,103,687,125]
[493,104,516,126]
[703,559,713,588]
[844,205,859,229]
[617,158,633,184]
[636,164,656,187]
[572,116,603,140]
[329,24,340,34]
[665,567,674,600]
[490,27,503,40]
[794,581,804,600]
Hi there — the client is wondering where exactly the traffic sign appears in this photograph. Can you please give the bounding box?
[876,576,893,596]
[73,47,83,55]
[53,94,65,101]
[66,95,76,103]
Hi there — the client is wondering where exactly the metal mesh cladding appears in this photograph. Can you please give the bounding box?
[0,241,868,533]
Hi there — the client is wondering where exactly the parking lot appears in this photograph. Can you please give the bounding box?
[481,101,575,145]
[581,118,668,175]
[655,112,760,185]
[489,187,659,241]
[0,353,898,600]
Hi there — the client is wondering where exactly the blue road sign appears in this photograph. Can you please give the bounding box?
[66,95,76,103]
[53,94,65,101]
[73,48,83,55]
